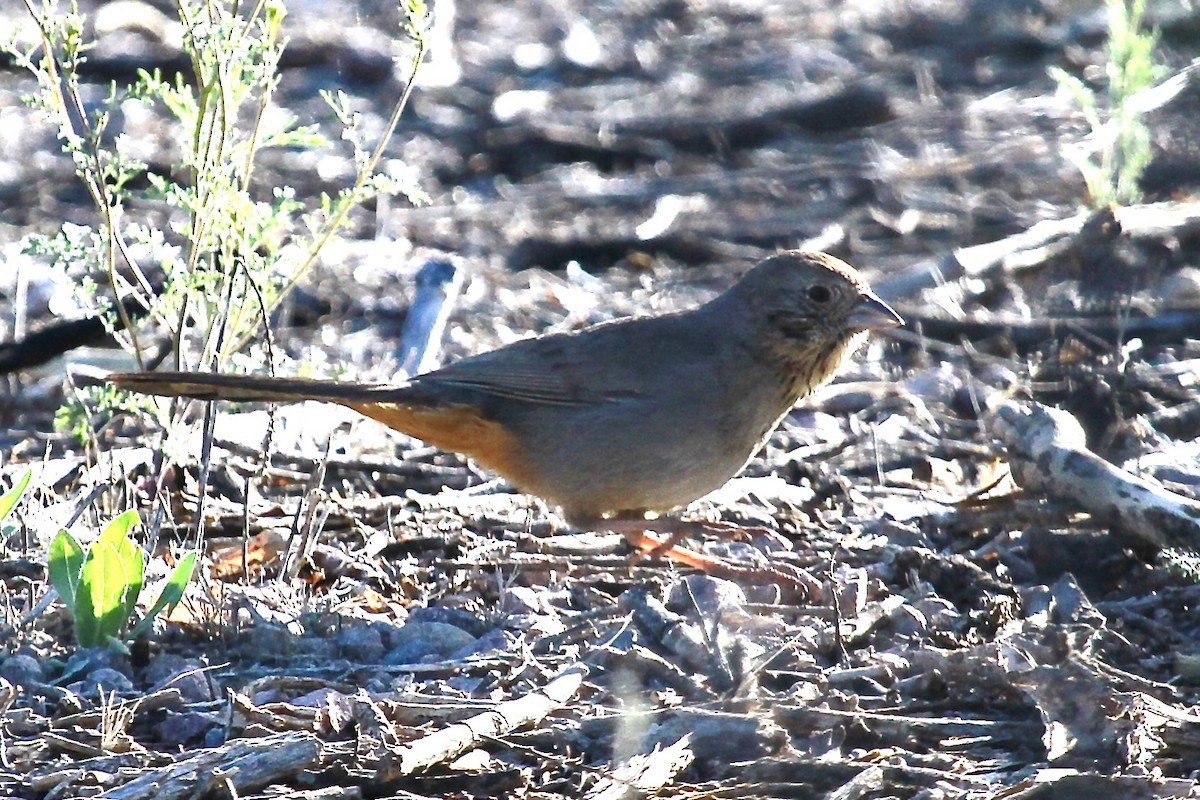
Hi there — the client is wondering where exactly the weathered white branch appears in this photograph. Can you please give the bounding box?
[98,732,321,800]
[392,664,586,775]
[986,399,1200,552]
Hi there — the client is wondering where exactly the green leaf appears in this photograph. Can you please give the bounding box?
[48,530,85,610]
[0,469,32,522]
[76,510,144,648]
[128,551,197,639]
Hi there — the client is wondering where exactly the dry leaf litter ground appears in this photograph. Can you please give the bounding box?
[3,0,1200,798]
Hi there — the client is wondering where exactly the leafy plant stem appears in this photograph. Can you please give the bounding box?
[229,30,429,354]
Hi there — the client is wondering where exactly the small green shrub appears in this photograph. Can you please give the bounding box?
[7,0,431,436]
[55,382,157,447]
[1050,0,1166,207]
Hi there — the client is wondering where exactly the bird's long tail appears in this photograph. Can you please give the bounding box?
[109,371,403,405]
[108,371,521,477]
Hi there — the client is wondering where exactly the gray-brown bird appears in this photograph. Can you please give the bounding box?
[112,251,902,583]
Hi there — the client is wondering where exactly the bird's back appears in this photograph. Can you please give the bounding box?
[381,303,797,521]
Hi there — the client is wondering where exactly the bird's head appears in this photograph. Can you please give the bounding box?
[722,250,903,385]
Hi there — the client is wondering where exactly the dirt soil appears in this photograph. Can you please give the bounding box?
[4,0,1200,798]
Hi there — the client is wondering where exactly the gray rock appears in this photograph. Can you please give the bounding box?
[142,654,216,703]
[337,625,386,662]
[0,654,44,686]
[407,606,491,637]
[385,621,477,664]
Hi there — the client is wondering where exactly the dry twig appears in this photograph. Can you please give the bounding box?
[388,664,587,776]
[986,398,1200,552]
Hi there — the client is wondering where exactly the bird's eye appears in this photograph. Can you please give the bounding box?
[807,284,832,304]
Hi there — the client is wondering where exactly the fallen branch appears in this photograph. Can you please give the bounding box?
[97,732,322,800]
[390,664,587,775]
[875,200,1200,301]
[985,398,1200,552]
[901,308,1200,352]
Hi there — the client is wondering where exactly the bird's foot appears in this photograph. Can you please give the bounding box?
[600,518,824,600]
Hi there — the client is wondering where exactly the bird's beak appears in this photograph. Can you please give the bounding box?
[848,291,903,331]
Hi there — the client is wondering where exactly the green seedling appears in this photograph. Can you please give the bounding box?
[48,510,197,648]
[0,469,32,524]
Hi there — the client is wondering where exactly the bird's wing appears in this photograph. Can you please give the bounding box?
[411,316,696,407]
[412,331,635,406]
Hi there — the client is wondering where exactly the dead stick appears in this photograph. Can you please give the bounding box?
[98,732,321,800]
[986,398,1200,552]
[875,200,1200,300]
[393,664,586,775]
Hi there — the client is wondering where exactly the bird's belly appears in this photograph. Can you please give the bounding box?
[505,405,767,521]
[524,454,744,522]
